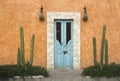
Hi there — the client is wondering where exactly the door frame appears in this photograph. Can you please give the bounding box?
[47,12,80,70]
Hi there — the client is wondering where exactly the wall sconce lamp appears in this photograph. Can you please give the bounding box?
[83,6,88,22]
[39,6,44,21]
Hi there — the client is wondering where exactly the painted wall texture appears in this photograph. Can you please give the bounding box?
[0,0,120,68]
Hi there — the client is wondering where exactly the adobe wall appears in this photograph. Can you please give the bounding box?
[0,0,120,68]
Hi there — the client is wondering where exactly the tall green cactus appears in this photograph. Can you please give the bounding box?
[93,37,97,66]
[105,39,108,65]
[20,26,25,66]
[17,26,36,67]
[100,25,106,70]
[92,25,109,70]
[30,34,35,66]
[17,47,20,66]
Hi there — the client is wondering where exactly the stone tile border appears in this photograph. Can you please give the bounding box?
[47,12,80,70]
[0,75,44,81]
[1,76,120,81]
[41,77,120,81]
[82,76,120,81]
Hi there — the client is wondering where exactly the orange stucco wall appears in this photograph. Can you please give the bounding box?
[0,0,120,68]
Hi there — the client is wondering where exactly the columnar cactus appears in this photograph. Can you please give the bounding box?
[30,34,35,66]
[100,25,106,70]
[105,39,108,65]
[92,25,109,71]
[20,26,25,66]
[17,26,35,67]
[17,47,20,66]
[93,37,97,66]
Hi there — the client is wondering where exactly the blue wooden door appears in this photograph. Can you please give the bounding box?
[54,20,73,69]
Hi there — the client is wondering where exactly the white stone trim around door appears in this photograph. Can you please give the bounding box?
[47,12,80,70]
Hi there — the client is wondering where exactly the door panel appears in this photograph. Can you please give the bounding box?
[54,20,73,69]
[63,21,73,68]
[54,21,63,68]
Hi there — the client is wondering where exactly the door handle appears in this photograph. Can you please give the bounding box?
[63,51,67,55]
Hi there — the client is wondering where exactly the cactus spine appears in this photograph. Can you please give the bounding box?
[100,25,106,70]
[20,26,25,66]
[93,37,97,66]
[105,39,108,65]
[30,34,35,66]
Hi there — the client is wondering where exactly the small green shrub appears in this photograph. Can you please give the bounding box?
[82,63,120,78]
[0,64,49,78]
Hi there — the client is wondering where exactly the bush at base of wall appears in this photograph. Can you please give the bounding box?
[0,64,49,78]
[82,62,120,78]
